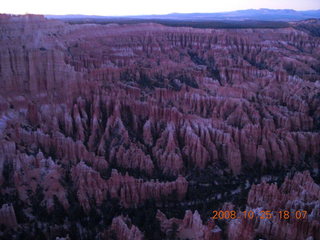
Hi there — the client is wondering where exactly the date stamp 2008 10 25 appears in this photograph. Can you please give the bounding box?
[211,210,308,220]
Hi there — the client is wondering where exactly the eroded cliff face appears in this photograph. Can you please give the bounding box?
[227,171,320,240]
[0,15,319,239]
[101,216,144,240]
[156,210,222,240]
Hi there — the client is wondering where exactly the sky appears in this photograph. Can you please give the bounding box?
[1,0,320,16]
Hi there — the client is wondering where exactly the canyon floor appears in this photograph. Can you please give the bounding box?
[0,14,319,240]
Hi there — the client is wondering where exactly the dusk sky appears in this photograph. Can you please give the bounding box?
[2,0,320,15]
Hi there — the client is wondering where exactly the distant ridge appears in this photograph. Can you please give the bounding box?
[46,9,320,21]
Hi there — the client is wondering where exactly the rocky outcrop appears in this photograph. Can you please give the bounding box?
[0,204,18,228]
[71,163,188,210]
[1,15,320,178]
[157,210,222,240]
[104,216,144,240]
[248,171,320,210]
[12,151,69,211]
[227,171,320,240]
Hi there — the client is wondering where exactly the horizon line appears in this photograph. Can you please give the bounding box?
[1,8,320,18]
